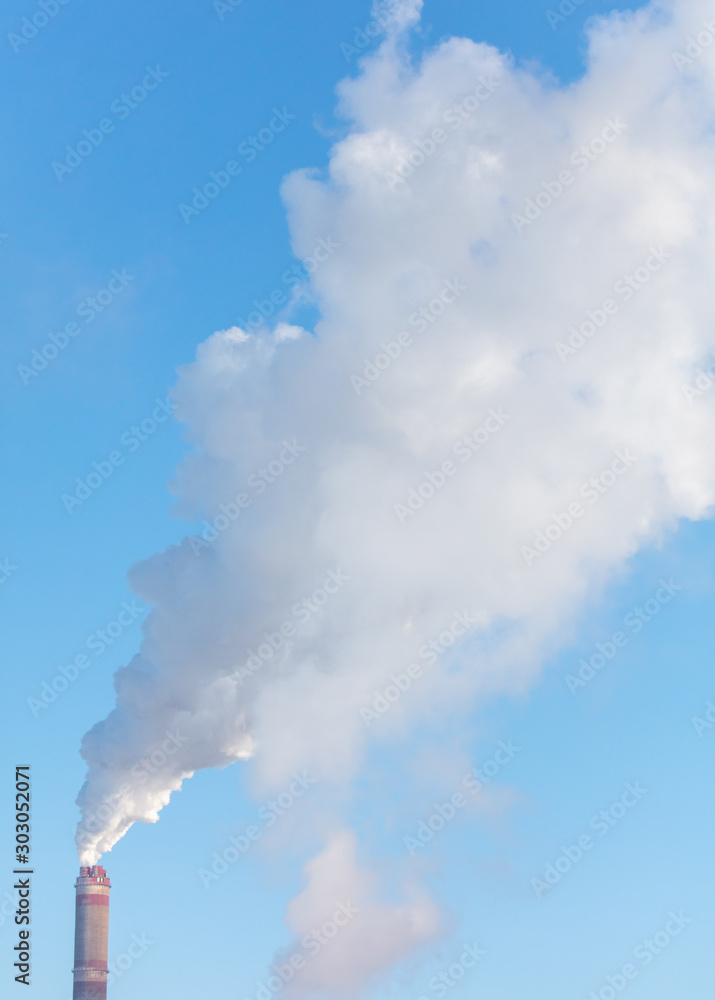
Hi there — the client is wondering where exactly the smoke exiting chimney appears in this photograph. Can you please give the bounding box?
[73,865,111,1000]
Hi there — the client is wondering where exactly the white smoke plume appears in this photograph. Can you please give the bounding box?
[77,0,715,985]
[271,831,440,999]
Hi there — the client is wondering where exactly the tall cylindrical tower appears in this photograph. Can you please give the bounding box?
[73,865,111,1000]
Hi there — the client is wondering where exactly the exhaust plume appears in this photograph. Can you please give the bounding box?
[76,8,715,989]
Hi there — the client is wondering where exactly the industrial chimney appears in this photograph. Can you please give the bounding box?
[73,865,111,1000]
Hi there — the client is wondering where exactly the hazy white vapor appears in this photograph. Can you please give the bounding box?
[270,831,440,999]
[78,0,715,986]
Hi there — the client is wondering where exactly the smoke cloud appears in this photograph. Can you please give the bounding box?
[77,0,715,986]
[272,831,440,999]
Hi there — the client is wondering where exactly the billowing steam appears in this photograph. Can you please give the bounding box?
[77,0,715,988]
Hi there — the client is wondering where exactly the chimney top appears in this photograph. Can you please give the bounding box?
[77,865,110,886]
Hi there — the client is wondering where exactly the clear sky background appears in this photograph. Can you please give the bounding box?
[1,1,713,999]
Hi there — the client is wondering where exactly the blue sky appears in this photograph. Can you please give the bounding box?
[2,0,714,998]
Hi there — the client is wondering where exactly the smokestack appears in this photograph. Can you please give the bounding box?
[73,865,111,1000]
